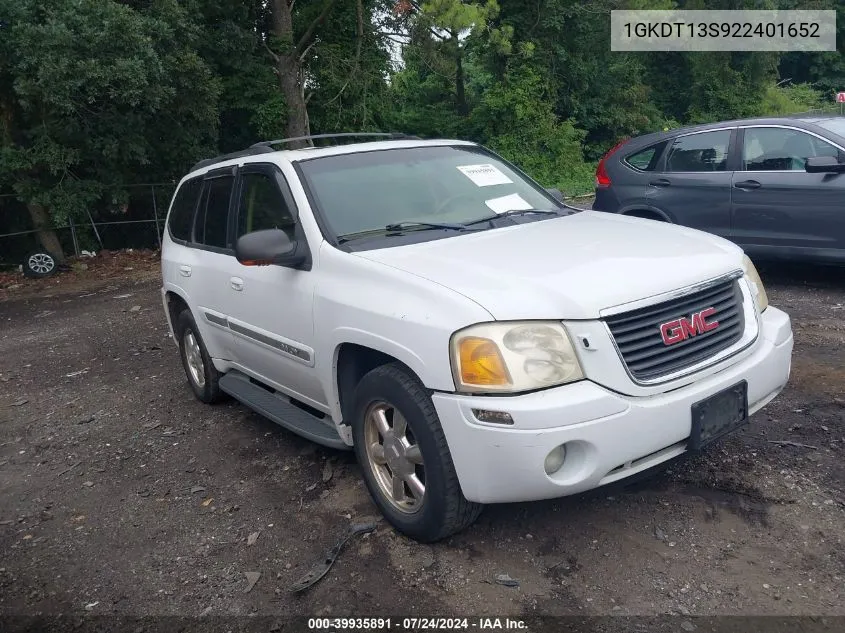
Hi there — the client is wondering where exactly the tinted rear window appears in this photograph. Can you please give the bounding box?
[624,141,667,171]
[197,176,234,249]
[666,130,731,172]
[167,178,202,242]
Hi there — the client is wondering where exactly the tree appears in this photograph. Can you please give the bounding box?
[0,0,219,259]
[266,0,338,147]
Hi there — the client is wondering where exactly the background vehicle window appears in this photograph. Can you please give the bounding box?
[624,141,666,171]
[198,176,233,248]
[237,172,296,240]
[743,127,840,171]
[167,178,202,242]
[666,131,730,172]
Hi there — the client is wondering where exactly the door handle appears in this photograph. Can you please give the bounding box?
[734,180,761,190]
[230,277,244,292]
[178,265,192,277]
[649,178,671,187]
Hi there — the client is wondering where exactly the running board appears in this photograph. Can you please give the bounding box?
[219,370,349,450]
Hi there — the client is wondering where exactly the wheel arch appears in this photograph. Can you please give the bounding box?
[164,289,191,338]
[328,334,432,427]
[618,205,674,222]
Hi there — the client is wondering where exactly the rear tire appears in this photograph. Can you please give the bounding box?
[176,309,225,404]
[351,362,482,542]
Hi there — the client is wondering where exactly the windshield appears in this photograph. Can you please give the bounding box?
[296,145,562,242]
[811,119,845,140]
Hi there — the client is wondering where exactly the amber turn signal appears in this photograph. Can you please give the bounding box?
[456,336,512,387]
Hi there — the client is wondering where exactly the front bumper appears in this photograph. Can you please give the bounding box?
[432,306,793,504]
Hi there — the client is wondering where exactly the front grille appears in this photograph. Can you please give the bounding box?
[605,278,745,382]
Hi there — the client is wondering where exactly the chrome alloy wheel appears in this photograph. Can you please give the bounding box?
[28,253,55,274]
[363,401,426,513]
[183,330,206,388]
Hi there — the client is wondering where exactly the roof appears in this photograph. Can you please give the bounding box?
[660,115,845,137]
[187,136,478,177]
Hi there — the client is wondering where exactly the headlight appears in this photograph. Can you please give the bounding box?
[742,254,768,313]
[450,322,584,394]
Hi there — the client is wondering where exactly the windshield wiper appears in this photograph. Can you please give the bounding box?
[462,208,566,226]
[336,221,470,244]
[384,221,468,232]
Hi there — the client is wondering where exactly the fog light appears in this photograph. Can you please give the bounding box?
[472,409,514,425]
[544,445,566,475]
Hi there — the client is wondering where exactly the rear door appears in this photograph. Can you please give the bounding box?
[645,128,736,239]
[730,125,845,259]
[188,167,240,361]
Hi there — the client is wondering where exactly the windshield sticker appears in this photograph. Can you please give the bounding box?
[456,164,513,187]
[485,193,533,214]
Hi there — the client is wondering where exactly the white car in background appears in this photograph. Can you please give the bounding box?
[160,134,793,542]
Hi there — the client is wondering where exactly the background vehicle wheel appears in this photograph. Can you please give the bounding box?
[23,251,59,278]
[176,309,225,404]
[351,362,482,542]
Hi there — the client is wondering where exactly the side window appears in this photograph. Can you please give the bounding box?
[624,141,667,171]
[236,171,296,240]
[743,127,840,171]
[666,130,731,173]
[197,175,234,249]
[167,178,202,242]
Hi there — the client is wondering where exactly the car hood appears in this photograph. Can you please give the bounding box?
[353,211,745,320]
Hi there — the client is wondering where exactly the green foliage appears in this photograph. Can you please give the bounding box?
[0,0,219,223]
[2,0,844,231]
[472,62,593,195]
[760,83,826,116]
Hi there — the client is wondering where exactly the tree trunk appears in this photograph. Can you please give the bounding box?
[270,0,336,149]
[26,203,66,263]
[279,54,311,146]
[454,38,468,116]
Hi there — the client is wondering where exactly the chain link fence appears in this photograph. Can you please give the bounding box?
[0,183,176,269]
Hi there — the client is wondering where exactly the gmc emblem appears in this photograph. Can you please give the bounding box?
[660,307,719,345]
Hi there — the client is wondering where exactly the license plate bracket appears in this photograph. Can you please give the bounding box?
[688,380,748,451]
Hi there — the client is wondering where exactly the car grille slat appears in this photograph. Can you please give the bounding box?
[621,312,741,356]
[612,295,738,342]
[605,278,745,382]
[608,287,735,334]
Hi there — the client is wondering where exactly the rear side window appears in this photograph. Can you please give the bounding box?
[167,178,202,242]
[624,141,667,171]
[666,130,731,173]
[197,175,234,249]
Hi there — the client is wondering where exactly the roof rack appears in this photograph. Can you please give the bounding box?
[251,132,419,148]
[190,132,420,173]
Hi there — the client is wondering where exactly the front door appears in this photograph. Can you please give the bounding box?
[225,163,325,410]
[730,125,845,260]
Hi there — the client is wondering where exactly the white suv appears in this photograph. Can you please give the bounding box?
[160,134,793,542]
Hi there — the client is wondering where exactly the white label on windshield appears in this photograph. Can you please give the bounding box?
[456,163,513,187]
[485,193,533,214]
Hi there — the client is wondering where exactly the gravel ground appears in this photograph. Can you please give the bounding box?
[0,259,843,626]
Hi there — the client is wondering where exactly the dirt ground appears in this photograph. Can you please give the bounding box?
[0,253,843,626]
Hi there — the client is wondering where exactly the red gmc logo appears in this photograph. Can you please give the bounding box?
[660,307,719,345]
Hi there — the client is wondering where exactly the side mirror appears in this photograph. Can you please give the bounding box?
[805,156,845,173]
[235,229,306,268]
[545,187,565,202]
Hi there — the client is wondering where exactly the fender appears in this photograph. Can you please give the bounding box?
[321,328,432,425]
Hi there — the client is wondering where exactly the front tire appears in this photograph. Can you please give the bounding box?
[176,309,225,404]
[351,363,482,542]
